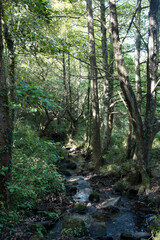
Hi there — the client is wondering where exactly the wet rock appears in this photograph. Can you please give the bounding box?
[93,211,110,222]
[120,232,151,239]
[105,206,119,214]
[89,192,100,203]
[62,170,72,177]
[89,223,107,237]
[73,202,87,214]
[128,188,139,198]
[62,217,88,237]
[94,207,119,222]
[98,197,121,209]
[66,162,77,170]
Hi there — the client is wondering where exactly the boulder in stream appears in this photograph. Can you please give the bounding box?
[89,192,100,203]
[89,222,107,237]
[120,232,151,240]
[73,202,87,214]
[98,197,121,209]
[61,217,89,237]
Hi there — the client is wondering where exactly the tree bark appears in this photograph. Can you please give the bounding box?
[100,0,113,152]
[109,0,160,193]
[135,0,142,112]
[143,0,159,170]
[0,1,12,198]
[86,0,102,167]
[126,0,142,159]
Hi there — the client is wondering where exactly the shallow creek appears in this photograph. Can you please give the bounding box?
[47,152,154,240]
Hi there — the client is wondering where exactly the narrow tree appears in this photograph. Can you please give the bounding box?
[0,1,12,198]
[135,0,142,112]
[109,0,160,193]
[86,0,102,167]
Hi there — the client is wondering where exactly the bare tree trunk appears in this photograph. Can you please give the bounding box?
[3,21,15,132]
[0,2,12,198]
[143,0,159,170]
[100,0,110,152]
[86,0,102,168]
[68,52,72,112]
[109,0,154,194]
[105,35,114,150]
[126,0,142,159]
[86,75,91,144]
[135,0,142,112]
[126,117,133,159]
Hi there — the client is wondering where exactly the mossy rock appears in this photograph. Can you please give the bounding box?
[127,171,142,185]
[62,218,88,237]
[120,161,134,175]
[114,180,128,194]
[150,218,160,233]
[89,192,100,203]
[73,202,87,214]
[66,162,77,170]
[100,164,120,178]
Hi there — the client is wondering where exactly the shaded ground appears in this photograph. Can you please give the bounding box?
[1,148,160,240]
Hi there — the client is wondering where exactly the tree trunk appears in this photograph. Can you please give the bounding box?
[127,1,142,159]
[86,0,102,168]
[109,0,160,193]
[105,35,114,151]
[144,0,159,170]
[86,75,91,145]
[68,52,72,112]
[100,0,110,152]
[0,2,12,198]
[135,0,142,112]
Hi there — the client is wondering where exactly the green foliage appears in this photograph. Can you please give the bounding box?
[150,216,160,240]
[0,122,65,232]
[10,123,64,208]
[16,82,60,112]
[11,0,53,22]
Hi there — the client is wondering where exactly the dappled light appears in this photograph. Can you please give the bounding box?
[0,0,160,239]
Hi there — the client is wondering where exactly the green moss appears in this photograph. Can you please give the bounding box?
[73,203,87,214]
[62,218,88,237]
[150,217,160,239]
[114,179,128,193]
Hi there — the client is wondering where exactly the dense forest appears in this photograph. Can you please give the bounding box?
[0,0,160,239]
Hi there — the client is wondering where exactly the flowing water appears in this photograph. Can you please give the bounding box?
[47,152,153,240]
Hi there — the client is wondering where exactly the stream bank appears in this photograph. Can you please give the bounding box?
[46,148,157,240]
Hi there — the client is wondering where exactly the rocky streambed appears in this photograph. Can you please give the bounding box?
[46,150,155,240]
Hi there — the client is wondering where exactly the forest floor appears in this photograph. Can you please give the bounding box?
[1,147,160,240]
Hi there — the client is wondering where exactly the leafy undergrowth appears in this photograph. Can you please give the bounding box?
[0,123,65,239]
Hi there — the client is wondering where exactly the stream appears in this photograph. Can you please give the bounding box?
[47,150,154,240]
